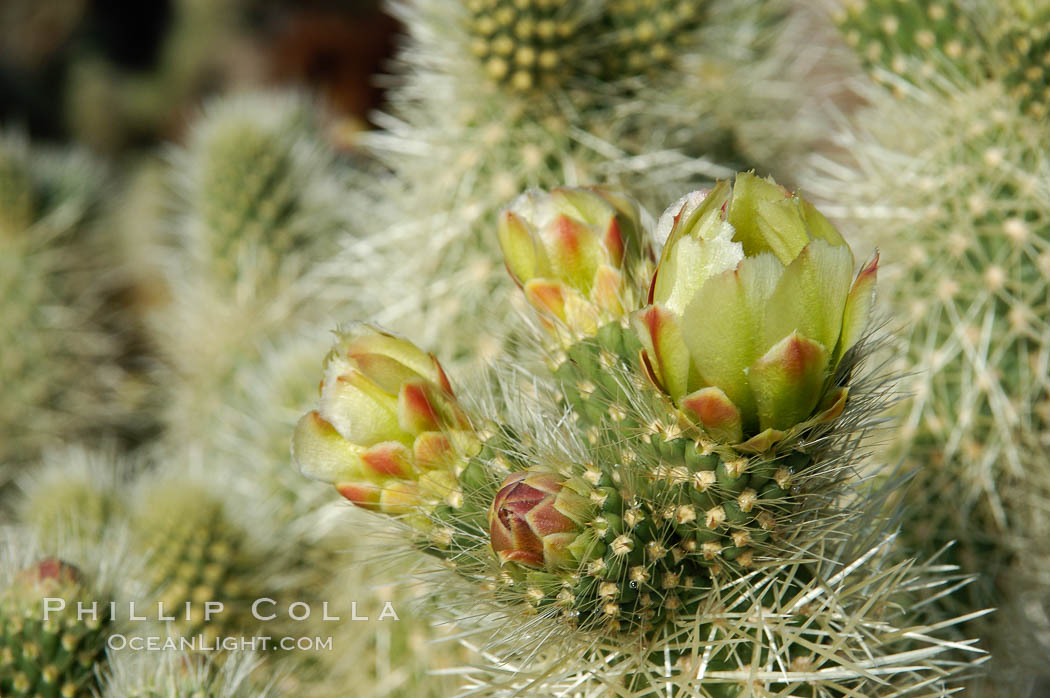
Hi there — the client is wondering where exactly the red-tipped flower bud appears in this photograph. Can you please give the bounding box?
[489,471,597,570]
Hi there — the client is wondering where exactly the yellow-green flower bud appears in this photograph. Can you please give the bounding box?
[291,325,479,520]
[489,471,599,570]
[498,186,650,343]
[634,173,878,446]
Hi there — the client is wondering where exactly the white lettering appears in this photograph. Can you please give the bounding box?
[252,597,277,621]
[76,601,98,622]
[322,602,340,621]
[204,601,224,621]
[378,602,400,621]
[43,598,65,621]
[288,601,310,621]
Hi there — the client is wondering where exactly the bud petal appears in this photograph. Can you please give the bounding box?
[545,214,604,291]
[763,239,853,358]
[398,381,443,434]
[727,172,803,265]
[418,470,461,507]
[320,367,406,446]
[634,305,691,400]
[524,279,569,323]
[748,332,829,432]
[681,387,743,443]
[814,387,849,423]
[658,181,731,256]
[590,264,626,317]
[653,229,742,316]
[378,481,422,516]
[499,209,545,285]
[836,253,879,362]
[737,428,788,453]
[360,442,415,480]
[413,431,457,470]
[798,197,847,248]
[336,481,382,509]
[679,254,783,423]
[292,411,366,483]
[337,325,445,387]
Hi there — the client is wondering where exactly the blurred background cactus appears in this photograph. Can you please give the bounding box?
[0,0,1041,695]
[0,134,146,479]
[812,0,1050,694]
[100,648,277,698]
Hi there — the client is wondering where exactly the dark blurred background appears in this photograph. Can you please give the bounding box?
[0,0,401,153]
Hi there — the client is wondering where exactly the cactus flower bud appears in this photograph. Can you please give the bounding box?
[635,173,878,446]
[14,558,82,589]
[489,471,598,570]
[498,187,649,341]
[292,325,479,518]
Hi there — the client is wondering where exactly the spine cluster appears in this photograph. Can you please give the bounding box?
[816,0,1050,689]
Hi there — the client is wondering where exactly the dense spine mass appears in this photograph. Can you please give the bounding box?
[993,7,1050,118]
[834,0,980,86]
[0,135,132,472]
[131,482,269,641]
[819,0,1050,689]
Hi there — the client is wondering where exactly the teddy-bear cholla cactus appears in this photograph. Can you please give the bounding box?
[834,0,1050,118]
[14,447,125,543]
[131,481,269,641]
[465,0,588,92]
[833,0,981,87]
[0,559,110,698]
[296,174,879,634]
[465,0,710,92]
[149,92,347,446]
[289,172,981,691]
[190,103,317,285]
[447,505,981,696]
[596,0,707,78]
[482,176,877,632]
[218,333,339,525]
[0,141,34,235]
[0,134,132,471]
[101,648,276,698]
[808,29,1050,686]
[993,3,1050,119]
